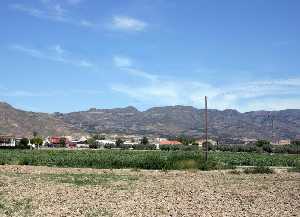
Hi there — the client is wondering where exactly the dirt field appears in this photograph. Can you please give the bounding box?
[0,165,299,217]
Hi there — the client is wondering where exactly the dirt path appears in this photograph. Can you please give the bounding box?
[0,165,299,217]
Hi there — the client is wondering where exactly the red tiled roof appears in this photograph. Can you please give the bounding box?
[159,140,182,145]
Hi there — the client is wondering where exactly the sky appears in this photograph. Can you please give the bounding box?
[0,0,300,113]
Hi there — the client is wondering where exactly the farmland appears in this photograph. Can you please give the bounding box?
[0,165,299,217]
[0,149,299,170]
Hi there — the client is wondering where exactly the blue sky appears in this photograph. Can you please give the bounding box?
[0,0,299,113]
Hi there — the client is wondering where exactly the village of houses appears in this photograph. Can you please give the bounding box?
[0,133,292,149]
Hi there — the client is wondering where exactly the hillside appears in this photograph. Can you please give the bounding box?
[0,102,82,137]
[1,102,299,139]
[57,105,300,140]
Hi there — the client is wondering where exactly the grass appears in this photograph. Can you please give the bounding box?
[1,172,139,187]
[0,149,298,170]
[244,166,274,174]
[38,173,139,186]
[0,194,32,217]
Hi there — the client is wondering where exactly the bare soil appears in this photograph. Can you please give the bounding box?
[0,165,299,217]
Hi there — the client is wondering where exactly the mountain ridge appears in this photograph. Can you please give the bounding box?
[1,102,299,140]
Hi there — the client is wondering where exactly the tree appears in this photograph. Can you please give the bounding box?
[92,134,105,140]
[291,140,300,146]
[255,140,270,147]
[17,138,29,149]
[30,137,43,149]
[33,131,38,138]
[140,136,149,145]
[87,138,97,149]
[176,135,196,145]
[59,138,66,148]
[115,138,124,148]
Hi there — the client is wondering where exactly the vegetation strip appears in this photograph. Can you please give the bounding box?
[0,150,298,170]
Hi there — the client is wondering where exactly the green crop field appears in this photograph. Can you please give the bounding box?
[0,149,298,170]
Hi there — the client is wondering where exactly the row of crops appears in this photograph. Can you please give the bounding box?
[0,149,298,170]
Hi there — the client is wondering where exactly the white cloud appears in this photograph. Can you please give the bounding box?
[80,19,95,27]
[113,56,133,68]
[10,3,94,28]
[122,68,158,81]
[111,67,300,111]
[50,44,65,55]
[10,44,94,68]
[112,16,147,32]
[113,55,158,81]
[0,88,103,97]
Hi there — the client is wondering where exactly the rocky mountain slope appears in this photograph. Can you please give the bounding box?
[56,105,300,140]
[1,102,299,139]
[0,102,82,137]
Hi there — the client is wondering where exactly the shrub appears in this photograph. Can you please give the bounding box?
[273,144,299,154]
[119,143,131,150]
[132,144,156,150]
[288,162,300,173]
[262,143,273,153]
[244,166,273,174]
[16,138,30,149]
[160,145,198,151]
[115,138,124,148]
[209,144,261,153]
[89,143,98,149]
[255,140,270,148]
[229,169,241,175]
[140,137,149,145]
[104,143,115,149]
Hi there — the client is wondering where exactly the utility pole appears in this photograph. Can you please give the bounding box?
[204,96,208,162]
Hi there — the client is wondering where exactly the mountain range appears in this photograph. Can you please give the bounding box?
[1,102,299,140]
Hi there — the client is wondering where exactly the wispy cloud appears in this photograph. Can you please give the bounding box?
[111,16,147,32]
[111,65,300,111]
[113,55,158,81]
[121,68,158,81]
[10,44,95,68]
[10,3,95,28]
[113,55,132,68]
[0,88,103,97]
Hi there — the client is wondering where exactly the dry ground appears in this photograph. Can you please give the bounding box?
[0,165,299,217]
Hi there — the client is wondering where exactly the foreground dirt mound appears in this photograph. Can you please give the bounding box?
[0,165,299,217]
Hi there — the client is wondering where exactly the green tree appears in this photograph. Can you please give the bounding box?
[92,134,105,140]
[140,136,149,145]
[30,137,43,149]
[87,138,97,148]
[176,135,196,145]
[17,138,29,149]
[255,140,270,147]
[59,138,66,148]
[116,138,124,148]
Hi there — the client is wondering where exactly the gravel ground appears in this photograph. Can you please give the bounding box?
[0,165,299,217]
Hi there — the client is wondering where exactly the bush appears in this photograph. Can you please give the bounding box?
[255,140,270,148]
[104,143,115,149]
[262,143,273,153]
[160,145,198,151]
[244,166,273,174]
[119,143,131,150]
[132,144,156,150]
[208,144,261,153]
[288,162,300,173]
[16,138,30,149]
[89,143,98,149]
[273,144,299,154]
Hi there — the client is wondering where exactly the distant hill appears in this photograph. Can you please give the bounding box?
[56,105,300,140]
[0,102,82,137]
[1,102,299,139]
